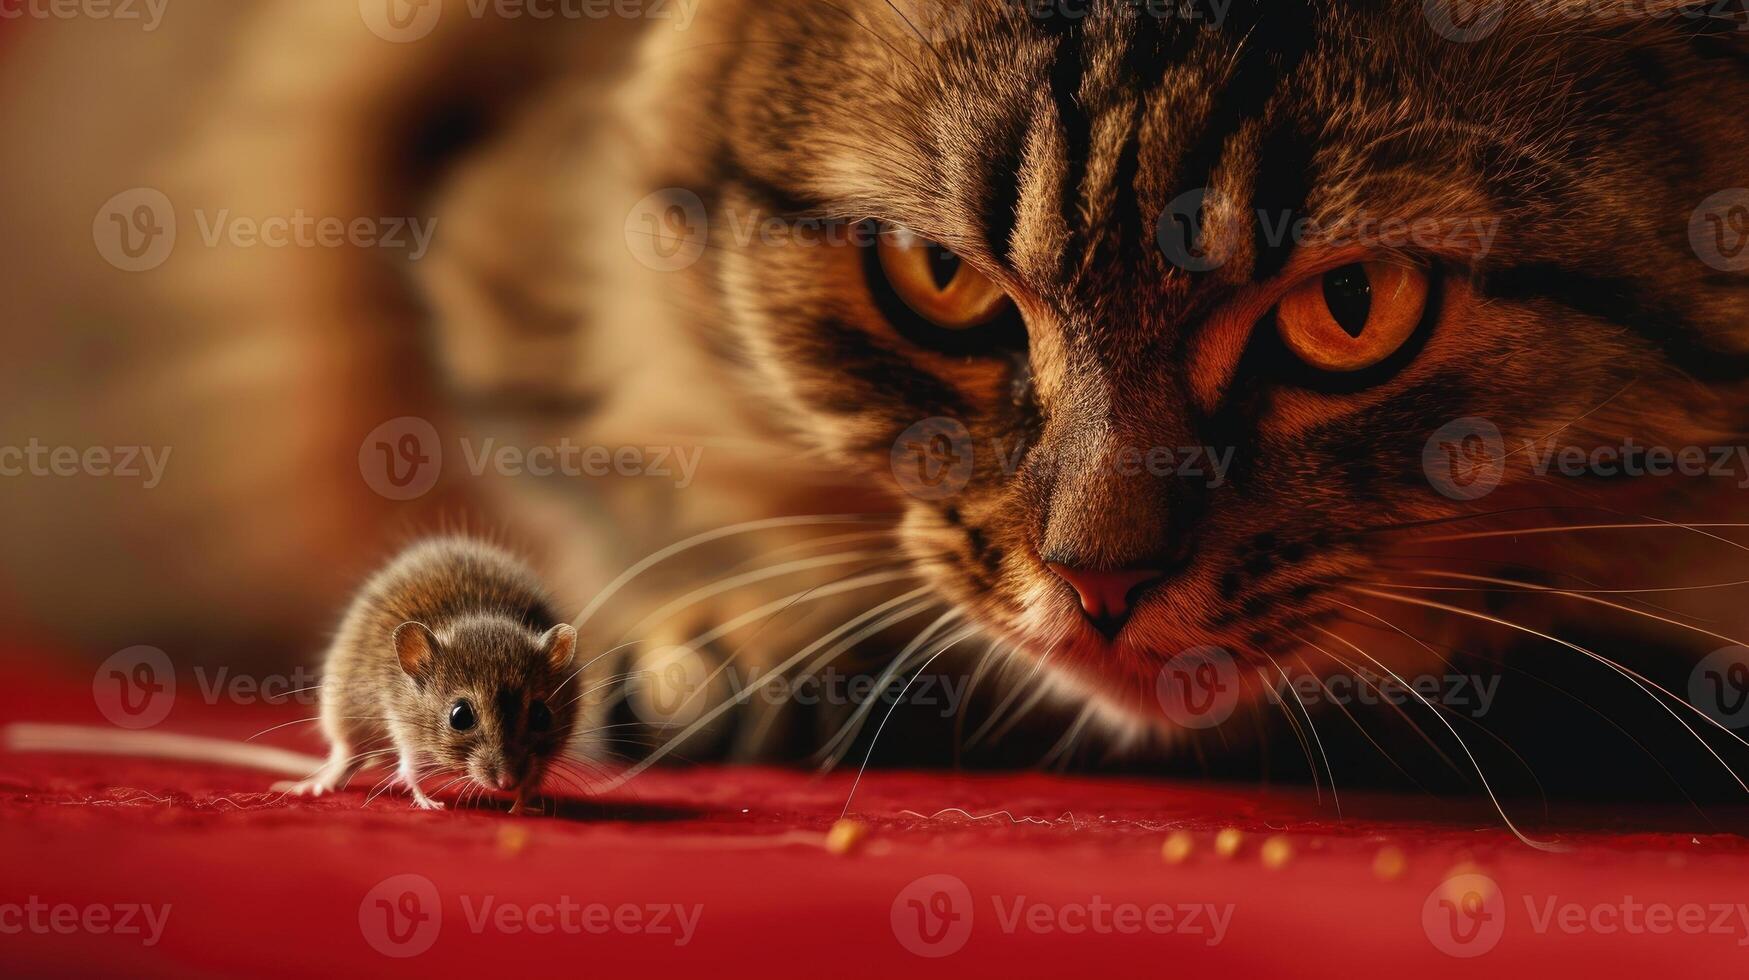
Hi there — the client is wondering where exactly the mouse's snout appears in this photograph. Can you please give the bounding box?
[468,751,523,794]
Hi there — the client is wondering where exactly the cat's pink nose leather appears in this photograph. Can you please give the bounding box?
[1046,564,1163,635]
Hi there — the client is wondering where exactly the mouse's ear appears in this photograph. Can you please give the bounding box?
[539,624,577,672]
[393,622,440,677]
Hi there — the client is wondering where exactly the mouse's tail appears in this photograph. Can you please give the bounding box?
[2,724,327,778]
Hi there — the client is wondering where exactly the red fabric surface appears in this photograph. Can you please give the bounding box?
[4,651,1749,978]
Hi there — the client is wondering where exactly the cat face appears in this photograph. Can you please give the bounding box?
[630,0,1749,734]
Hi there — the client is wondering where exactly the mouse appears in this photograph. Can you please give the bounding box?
[274,535,582,814]
[5,536,585,816]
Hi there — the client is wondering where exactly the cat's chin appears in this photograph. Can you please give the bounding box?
[981,618,1269,749]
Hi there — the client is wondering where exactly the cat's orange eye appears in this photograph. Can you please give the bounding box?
[1275,262,1429,372]
[875,223,1012,330]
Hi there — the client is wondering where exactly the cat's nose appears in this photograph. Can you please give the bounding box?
[1046,564,1164,638]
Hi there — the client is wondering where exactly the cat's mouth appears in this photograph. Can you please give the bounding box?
[905,524,1375,740]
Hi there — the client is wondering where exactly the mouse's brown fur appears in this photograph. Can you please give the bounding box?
[277,537,581,813]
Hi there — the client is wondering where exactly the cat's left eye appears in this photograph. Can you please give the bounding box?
[1274,262,1429,373]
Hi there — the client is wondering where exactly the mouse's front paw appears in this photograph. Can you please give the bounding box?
[410,796,446,811]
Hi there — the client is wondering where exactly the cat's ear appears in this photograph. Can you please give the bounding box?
[539,624,577,672]
[393,622,440,677]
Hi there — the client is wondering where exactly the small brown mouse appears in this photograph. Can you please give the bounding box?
[6,536,585,815]
[275,536,581,813]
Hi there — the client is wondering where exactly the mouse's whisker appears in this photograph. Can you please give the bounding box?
[262,683,324,704]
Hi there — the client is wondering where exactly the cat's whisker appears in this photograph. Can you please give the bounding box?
[1039,703,1098,771]
[561,671,653,711]
[954,639,1010,761]
[1284,643,1446,794]
[601,581,934,788]
[837,627,981,821]
[1329,595,1715,806]
[1343,589,1749,794]
[988,676,1064,747]
[554,640,648,701]
[1291,626,1468,778]
[816,609,964,766]
[818,619,972,769]
[1355,505,1652,537]
[592,563,928,728]
[1236,650,1323,804]
[571,514,899,631]
[648,568,929,722]
[728,530,898,572]
[1306,620,1558,850]
[621,549,895,641]
[1363,573,1749,597]
[799,597,943,679]
[1376,569,1749,654]
[1418,522,1749,551]
[964,641,1062,750]
[1256,649,1339,816]
[1366,556,1703,621]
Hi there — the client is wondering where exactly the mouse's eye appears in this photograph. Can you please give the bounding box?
[448,699,477,732]
[529,699,552,733]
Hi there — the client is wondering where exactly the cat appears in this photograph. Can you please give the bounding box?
[4,0,1749,805]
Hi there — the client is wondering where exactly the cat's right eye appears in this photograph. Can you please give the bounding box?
[876,225,1010,329]
[862,221,1025,354]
